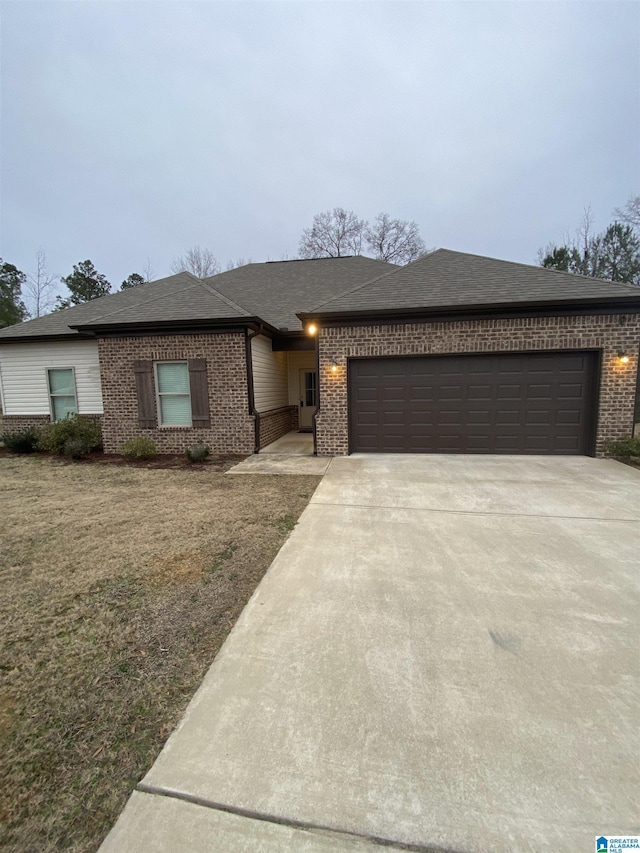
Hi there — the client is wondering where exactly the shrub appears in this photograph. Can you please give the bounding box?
[0,427,41,454]
[120,436,157,461]
[38,415,103,456]
[186,442,211,463]
[63,438,94,460]
[606,435,640,462]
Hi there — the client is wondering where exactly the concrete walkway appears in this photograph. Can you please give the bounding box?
[227,431,331,475]
[100,455,640,853]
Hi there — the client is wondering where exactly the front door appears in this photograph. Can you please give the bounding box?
[299,369,317,430]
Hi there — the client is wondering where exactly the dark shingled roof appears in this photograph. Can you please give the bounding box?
[306,249,640,316]
[2,251,637,342]
[0,257,395,340]
[204,256,397,330]
[0,271,249,340]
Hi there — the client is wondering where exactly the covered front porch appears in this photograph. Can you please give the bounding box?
[251,335,317,452]
[261,430,314,455]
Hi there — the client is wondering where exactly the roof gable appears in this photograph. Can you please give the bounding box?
[0,271,233,340]
[0,257,396,341]
[205,256,397,330]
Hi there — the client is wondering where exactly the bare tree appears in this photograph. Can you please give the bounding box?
[298,208,365,258]
[23,249,57,317]
[365,213,427,264]
[614,195,640,233]
[576,206,595,276]
[225,257,252,271]
[142,257,155,283]
[171,246,220,278]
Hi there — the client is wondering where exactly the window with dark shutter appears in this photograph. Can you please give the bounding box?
[188,358,210,429]
[156,362,191,425]
[133,360,156,428]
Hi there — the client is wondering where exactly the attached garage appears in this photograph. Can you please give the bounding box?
[302,250,640,458]
[349,351,598,455]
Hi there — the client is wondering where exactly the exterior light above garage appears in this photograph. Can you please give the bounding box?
[307,323,317,335]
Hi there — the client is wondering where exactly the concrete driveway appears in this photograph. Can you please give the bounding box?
[101,455,640,853]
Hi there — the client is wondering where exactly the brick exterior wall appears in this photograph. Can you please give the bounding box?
[315,314,640,457]
[1,414,54,432]
[98,333,255,454]
[1,414,103,433]
[258,405,298,449]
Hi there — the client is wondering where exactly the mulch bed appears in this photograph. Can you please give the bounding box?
[0,446,247,472]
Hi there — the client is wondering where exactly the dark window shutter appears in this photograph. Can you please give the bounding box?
[133,360,156,428]
[188,358,210,429]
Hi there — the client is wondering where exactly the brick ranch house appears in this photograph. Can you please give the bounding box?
[1,250,639,458]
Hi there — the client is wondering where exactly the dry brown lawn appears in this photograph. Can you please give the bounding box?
[0,454,320,852]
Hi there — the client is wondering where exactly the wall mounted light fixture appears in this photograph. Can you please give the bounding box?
[307,323,317,335]
[330,358,339,373]
[618,351,630,364]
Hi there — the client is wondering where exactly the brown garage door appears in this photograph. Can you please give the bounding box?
[349,351,597,455]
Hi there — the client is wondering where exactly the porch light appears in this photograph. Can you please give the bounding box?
[618,352,630,364]
[330,359,339,373]
[307,323,317,335]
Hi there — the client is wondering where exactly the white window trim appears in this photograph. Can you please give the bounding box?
[47,366,78,421]
[154,361,192,428]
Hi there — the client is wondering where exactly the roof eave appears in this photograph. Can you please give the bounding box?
[0,331,93,344]
[70,316,281,336]
[298,295,640,324]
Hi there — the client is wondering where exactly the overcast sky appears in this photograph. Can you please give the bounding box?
[1,0,638,292]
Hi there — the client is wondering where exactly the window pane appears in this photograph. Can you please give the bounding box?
[49,368,75,395]
[52,395,77,421]
[305,372,317,407]
[157,363,189,394]
[160,395,191,425]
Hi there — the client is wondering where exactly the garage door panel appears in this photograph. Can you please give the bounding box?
[495,409,520,425]
[525,410,552,425]
[349,352,596,455]
[527,384,554,398]
[556,409,581,425]
[558,383,583,398]
[467,384,492,400]
[439,386,464,400]
[467,411,491,425]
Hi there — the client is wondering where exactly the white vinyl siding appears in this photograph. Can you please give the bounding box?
[0,340,103,415]
[155,362,192,426]
[286,350,316,406]
[251,335,288,413]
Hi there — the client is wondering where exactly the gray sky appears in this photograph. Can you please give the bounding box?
[1,1,638,293]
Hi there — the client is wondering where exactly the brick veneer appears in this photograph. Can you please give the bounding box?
[98,333,255,454]
[1,414,103,432]
[1,414,54,432]
[315,314,640,457]
[258,406,298,449]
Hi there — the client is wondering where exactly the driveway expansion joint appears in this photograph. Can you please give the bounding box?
[135,783,464,853]
[309,500,640,523]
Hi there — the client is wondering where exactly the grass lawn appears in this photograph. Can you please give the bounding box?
[0,454,320,852]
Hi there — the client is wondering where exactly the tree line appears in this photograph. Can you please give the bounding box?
[538,196,640,285]
[0,209,427,328]
[1,199,638,329]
